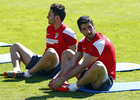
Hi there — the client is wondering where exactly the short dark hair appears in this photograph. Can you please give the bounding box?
[77,16,94,30]
[50,3,66,21]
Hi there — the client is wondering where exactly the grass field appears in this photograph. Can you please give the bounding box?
[0,0,140,100]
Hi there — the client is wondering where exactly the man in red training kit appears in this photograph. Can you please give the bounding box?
[49,16,116,92]
[3,3,77,78]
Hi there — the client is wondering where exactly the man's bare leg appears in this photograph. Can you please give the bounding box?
[77,61,108,90]
[28,48,59,75]
[3,43,34,78]
[10,43,34,72]
[4,43,60,78]
[67,61,108,92]
[61,49,75,69]
[61,49,83,77]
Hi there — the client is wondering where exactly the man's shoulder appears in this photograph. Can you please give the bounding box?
[63,27,75,34]
[61,23,68,28]
[47,24,54,30]
[62,24,76,37]
[79,37,86,43]
[95,32,107,39]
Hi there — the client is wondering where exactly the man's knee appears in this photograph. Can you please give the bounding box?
[10,43,21,51]
[91,61,108,85]
[92,61,107,72]
[94,61,104,66]
[11,43,21,47]
[44,48,58,58]
[62,49,73,55]
[62,49,75,58]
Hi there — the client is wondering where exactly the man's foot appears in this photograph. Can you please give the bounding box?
[3,71,24,78]
[57,82,69,92]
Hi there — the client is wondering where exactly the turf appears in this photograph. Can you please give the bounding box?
[0,0,140,100]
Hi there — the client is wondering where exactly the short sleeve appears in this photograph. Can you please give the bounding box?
[63,28,77,46]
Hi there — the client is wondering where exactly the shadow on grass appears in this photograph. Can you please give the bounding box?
[1,74,51,83]
[25,75,51,83]
[25,88,95,100]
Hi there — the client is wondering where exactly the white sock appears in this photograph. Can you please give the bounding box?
[68,83,79,92]
[64,80,68,84]
[13,67,21,72]
[24,71,32,78]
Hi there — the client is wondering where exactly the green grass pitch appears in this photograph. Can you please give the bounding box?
[0,0,140,100]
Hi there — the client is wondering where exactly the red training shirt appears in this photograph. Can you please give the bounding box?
[78,32,116,79]
[44,23,77,61]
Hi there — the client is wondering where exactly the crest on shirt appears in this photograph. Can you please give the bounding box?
[55,33,59,38]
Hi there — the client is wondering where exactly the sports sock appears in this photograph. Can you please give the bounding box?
[64,81,68,84]
[24,71,32,78]
[68,83,79,92]
[13,67,21,72]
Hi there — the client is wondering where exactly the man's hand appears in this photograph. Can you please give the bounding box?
[48,79,56,90]
[49,77,65,90]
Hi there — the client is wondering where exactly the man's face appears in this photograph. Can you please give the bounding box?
[80,22,95,41]
[47,10,56,25]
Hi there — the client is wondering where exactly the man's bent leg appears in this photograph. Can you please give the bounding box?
[61,49,82,79]
[10,43,34,71]
[77,61,108,90]
[28,48,59,75]
[61,49,83,69]
[3,43,34,78]
[61,49,75,68]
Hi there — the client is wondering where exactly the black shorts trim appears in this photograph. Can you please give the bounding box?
[26,55,61,77]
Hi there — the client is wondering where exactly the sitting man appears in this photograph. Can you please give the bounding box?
[3,3,77,78]
[49,16,116,92]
